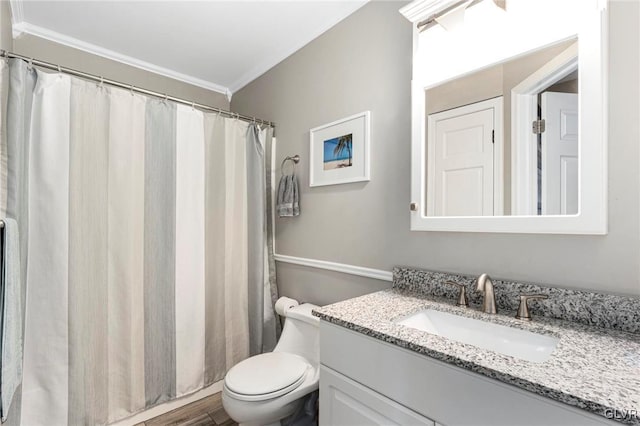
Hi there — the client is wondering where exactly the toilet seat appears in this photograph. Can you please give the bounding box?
[224,352,310,402]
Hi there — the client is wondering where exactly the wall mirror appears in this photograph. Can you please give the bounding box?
[401,0,608,234]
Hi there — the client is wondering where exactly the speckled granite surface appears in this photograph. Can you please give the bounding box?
[394,267,640,334]
[314,289,640,424]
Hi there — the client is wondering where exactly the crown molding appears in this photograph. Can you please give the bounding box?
[9,0,369,97]
[11,21,230,96]
[274,254,393,282]
[228,0,369,94]
[8,0,24,37]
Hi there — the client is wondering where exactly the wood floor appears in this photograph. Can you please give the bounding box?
[136,392,238,426]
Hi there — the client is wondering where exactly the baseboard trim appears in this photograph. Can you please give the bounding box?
[274,254,393,282]
[111,380,224,426]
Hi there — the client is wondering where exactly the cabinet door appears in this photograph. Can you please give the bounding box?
[320,366,435,426]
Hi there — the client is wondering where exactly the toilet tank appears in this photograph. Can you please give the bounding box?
[273,303,320,367]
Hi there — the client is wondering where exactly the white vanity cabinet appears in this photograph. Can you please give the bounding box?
[319,321,616,426]
[321,366,435,425]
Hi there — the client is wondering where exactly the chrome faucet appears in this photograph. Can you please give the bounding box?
[476,273,497,314]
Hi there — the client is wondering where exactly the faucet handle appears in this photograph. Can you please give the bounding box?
[515,294,548,321]
[445,281,469,307]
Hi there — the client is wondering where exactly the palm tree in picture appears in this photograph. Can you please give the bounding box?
[333,134,353,167]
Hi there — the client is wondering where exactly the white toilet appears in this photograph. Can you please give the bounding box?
[222,302,320,426]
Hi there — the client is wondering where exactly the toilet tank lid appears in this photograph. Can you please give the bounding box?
[286,303,320,325]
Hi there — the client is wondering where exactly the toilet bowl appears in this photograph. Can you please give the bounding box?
[222,302,320,426]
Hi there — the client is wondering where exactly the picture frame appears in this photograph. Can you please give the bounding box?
[309,111,370,187]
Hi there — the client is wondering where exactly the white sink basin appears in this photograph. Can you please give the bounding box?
[395,309,559,363]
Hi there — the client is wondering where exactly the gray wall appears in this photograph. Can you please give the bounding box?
[11,34,229,109]
[0,2,12,51]
[232,1,640,302]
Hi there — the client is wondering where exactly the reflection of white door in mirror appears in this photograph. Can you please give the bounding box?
[401,0,607,234]
[511,42,578,216]
[541,92,579,215]
[427,97,503,216]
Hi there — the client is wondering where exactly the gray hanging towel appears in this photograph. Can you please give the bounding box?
[277,174,300,217]
[0,218,22,422]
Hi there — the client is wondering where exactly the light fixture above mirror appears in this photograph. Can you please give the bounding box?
[417,0,506,33]
[400,0,608,234]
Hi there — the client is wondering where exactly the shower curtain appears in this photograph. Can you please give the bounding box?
[0,58,279,426]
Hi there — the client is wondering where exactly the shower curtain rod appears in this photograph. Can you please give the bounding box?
[0,50,276,129]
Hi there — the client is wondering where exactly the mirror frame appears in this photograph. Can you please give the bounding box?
[401,0,608,234]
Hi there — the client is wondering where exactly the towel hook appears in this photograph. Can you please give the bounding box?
[281,155,300,175]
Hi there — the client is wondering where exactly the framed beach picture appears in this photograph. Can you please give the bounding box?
[309,111,370,187]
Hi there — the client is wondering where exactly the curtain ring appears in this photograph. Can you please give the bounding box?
[191,102,195,110]
[27,58,33,70]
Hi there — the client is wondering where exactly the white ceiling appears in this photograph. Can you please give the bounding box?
[11,0,368,97]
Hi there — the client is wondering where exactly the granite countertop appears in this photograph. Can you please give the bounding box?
[313,289,640,425]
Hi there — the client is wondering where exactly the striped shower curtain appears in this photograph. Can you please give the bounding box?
[0,58,279,425]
